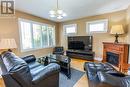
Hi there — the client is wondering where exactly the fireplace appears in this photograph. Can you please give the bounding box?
[106,52,119,66]
[103,42,129,72]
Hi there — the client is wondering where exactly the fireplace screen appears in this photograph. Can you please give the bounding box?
[106,52,119,66]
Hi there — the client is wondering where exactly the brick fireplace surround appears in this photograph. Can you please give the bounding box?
[103,42,129,72]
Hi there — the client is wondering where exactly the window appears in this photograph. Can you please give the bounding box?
[20,21,33,50]
[19,18,55,52]
[63,24,77,35]
[48,27,55,46]
[86,19,108,33]
[42,26,48,47]
[33,24,42,48]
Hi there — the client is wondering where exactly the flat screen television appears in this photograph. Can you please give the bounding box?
[68,36,93,51]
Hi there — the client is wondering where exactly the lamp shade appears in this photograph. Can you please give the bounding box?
[0,39,17,50]
[110,25,124,34]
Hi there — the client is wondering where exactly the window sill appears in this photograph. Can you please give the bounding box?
[88,31,107,34]
[20,46,55,52]
[64,33,77,36]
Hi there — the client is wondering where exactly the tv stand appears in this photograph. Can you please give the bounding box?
[66,50,95,61]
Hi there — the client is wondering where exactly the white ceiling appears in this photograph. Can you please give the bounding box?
[15,0,130,22]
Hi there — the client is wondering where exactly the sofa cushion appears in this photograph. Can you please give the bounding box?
[1,51,27,72]
[32,63,60,84]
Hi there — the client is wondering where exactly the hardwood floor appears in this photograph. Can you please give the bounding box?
[0,78,4,87]
[71,58,89,87]
[0,58,89,87]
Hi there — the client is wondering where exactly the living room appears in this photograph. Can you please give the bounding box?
[0,0,130,87]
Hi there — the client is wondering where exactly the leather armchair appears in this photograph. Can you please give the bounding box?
[0,51,60,87]
[53,46,64,55]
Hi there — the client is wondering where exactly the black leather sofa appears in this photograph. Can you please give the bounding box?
[0,51,60,87]
[84,62,130,87]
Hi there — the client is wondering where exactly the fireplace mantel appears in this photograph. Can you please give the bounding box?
[103,42,129,72]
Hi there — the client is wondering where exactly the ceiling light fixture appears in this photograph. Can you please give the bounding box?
[49,0,67,19]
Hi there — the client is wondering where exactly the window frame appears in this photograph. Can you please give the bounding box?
[18,18,56,52]
[63,24,77,36]
[86,19,108,34]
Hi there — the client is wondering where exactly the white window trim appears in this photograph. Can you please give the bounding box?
[18,18,56,52]
[63,24,77,36]
[18,18,54,27]
[52,26,56,46]
[86,19,108,34]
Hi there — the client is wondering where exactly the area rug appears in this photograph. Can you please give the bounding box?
[59,68,85,87]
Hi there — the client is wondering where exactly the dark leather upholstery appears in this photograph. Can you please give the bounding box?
[53,46,64,55]
[84,62,126,87]
[22,55,36,63]
[0,51,60,87]
[98,71,130,87]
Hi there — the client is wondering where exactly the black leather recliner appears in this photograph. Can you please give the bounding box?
[0,51,60,87]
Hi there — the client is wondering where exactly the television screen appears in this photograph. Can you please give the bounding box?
[68,41,85,50]
[68,36,93,51]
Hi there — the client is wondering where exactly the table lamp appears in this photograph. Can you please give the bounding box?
[0,38,17,52]
[110,25,124,43]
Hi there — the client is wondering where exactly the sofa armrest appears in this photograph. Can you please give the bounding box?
[97,71,130,87]
[32,63,60,84]
[21,55,36,63]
